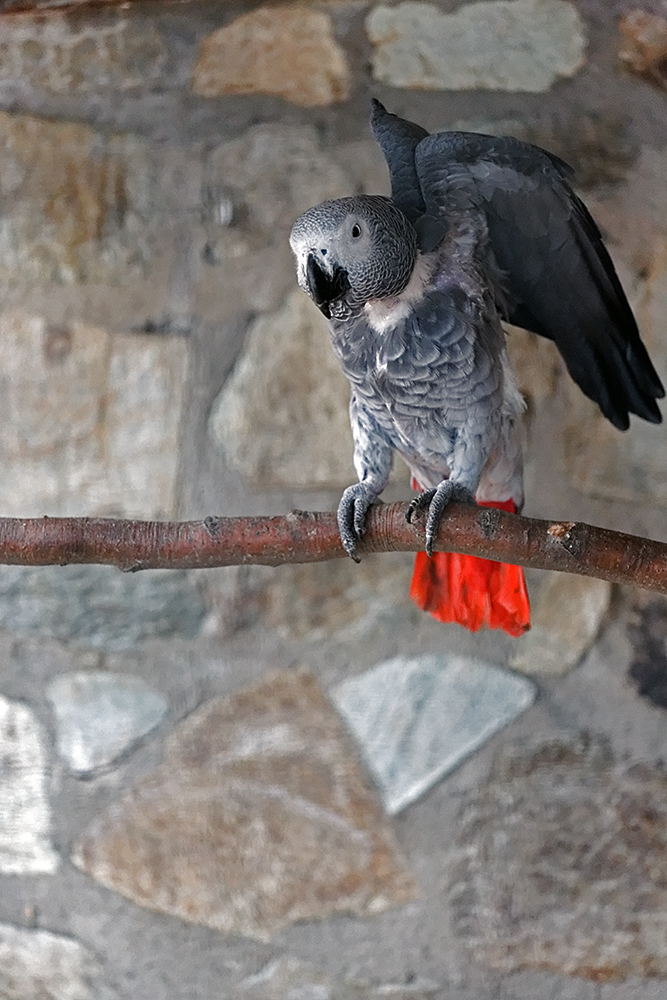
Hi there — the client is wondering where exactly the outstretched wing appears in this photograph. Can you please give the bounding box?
[370,101,664,430]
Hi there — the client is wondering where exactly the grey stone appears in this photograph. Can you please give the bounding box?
[196,124,351,314]
[450,735,667,980]
[47,671,168,774]
[0,315,189,518]
[210,290,356,488]
[0,113,155,285]
[510,573,612,677]
[243,552,416,641]
[0,923,109,1000]
[0,565,206,650]
[0,694,58,874]
[0,12,172,95]
[332,655,535,815]
[366,0,587,92]
[72,670,417,941]
[240,955,440,998]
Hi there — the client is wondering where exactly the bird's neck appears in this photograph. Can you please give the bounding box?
[363,253,434,335]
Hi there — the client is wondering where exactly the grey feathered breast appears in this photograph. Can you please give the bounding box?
[328,282,504,434]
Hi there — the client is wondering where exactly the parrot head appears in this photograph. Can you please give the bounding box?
[290,195,418,318]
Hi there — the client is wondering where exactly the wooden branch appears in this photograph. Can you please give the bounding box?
[0,503,665,595]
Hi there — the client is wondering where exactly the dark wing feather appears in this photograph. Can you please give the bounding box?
[370,102,664,430]
[369,99,427,222]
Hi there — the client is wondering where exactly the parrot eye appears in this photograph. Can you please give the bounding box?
[351,224,362,239]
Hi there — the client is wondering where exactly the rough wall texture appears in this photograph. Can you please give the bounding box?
[1,2,667,998]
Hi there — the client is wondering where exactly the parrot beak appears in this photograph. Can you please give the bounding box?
[306,253,349,318]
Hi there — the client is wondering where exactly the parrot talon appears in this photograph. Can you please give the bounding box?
[406,489,437,525]
[337,482,379,561]
[408,482,476,556]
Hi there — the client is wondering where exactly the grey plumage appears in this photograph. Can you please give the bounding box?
[291,196,417,315]
[370,100,663,430]
[289,102,663,560]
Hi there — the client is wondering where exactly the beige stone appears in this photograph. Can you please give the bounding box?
[619,9,667,91]
[510,572,612,677]
[505,324,563,408]
[210,290,356,488]
[192,6,350,107]
[564,240,667,503]
[0,13,170,94]
[0,112,153,284]
[0,314,188,517]
[366,0,587,92]
[72,670,417,941]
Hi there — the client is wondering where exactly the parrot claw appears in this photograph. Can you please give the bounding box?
[406,488,437,524]
[407,482,475,556]
[337,482,379,561]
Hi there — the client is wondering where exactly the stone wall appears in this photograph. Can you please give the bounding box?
[1,2,667,998]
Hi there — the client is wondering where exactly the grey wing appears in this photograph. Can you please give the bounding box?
[415,130,664,430]
[371,102,664,430]
[370,100,447,253]
[369,98,427,223]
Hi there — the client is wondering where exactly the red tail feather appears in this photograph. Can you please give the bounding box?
[409,497,530,637]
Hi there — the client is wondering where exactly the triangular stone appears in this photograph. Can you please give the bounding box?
[47,671,168,774]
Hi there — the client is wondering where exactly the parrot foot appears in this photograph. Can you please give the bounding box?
[337,482,380,562]
[406,482,475,556]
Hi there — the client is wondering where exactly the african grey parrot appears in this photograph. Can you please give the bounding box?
[289,101,664,635]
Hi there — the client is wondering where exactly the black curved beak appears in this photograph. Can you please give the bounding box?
[306,253,349,319]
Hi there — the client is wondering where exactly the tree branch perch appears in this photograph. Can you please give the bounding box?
[0,503,665,594]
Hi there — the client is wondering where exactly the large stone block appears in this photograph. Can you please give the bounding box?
[245,553,416,641]
[0,565,206,650]
[0,12,171,94]
[197,123,351,313]
[0,112,154,284]
[451,735,667,980]
[73,670,417,940]
[0,314,188,518]
[366,0,586,92]
[510,573,612,677]
[192,6,350,107]
[210,290,355,488]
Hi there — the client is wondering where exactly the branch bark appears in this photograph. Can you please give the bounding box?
[0,503,665,595]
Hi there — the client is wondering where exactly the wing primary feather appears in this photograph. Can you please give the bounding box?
[369,100,428,223]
